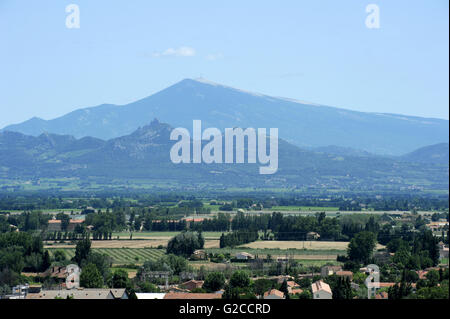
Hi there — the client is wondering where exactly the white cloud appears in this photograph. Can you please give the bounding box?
[152,46,196,57]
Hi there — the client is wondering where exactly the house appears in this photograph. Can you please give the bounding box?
[263,289,285,299]
[286,281,303,295]
[306,232,320,240]
[286,281,303,294]
[40,266,69,283]
[135,293,166,299]
[290,288,304,295]
[47,218,84,232]
[163,292,222,299]
[235,252,255,260]
[191,250,207,260]
[427,221,449,231]
[375,291,388,299]
[311,280,332,299]
[439,242,449,259]
[336,271,353,281]
[416,270,428,280]
[321,265,342,277]
[367,282,397,298]
[182,280,204,291]
[26,288,128,299]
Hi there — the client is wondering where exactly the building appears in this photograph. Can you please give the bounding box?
[439,242,449,259]
[26,288,128,299]
[40,266,69,285]
[135,293,166,299]
[427,221,449,231]
[47,219,84,232]
[311,280,332,299]
[321,265,342,277]
[336,271,353,281]
[263,289,285,299]
[235,252,255,260]
[163,292,222,299]
[182,280,204,291]
[375,291,388,299]
[286,281,303,295]
[191,250,207,260]
[306,232,320,240]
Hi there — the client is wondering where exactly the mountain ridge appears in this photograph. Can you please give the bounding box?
[0,120,448,192]
[2,78,448,155]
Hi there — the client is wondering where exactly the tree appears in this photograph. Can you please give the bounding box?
[53,250,67,262]
[297,289,312,299]
[166,231,204,257]
[347,231,376,264]
[253,279,273,297]
[229,271,250,289]
[82,252,113,281]
[203,272,225,292]
[41,250,51,271]
[56,213,70,231]
[139,282,160,293]
[80,263,103,288]
[280,279,289,299]
[111,269,129,288]
[425,270,440,287]
[73,238,91,266]
[331,277,353,300]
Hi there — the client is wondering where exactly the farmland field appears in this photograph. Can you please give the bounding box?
[238,240,384,251]
[46,248,165,265]
[271,206,339,211]
[45,239,220,249]
[239,240,352,250]
[112,231,224,239]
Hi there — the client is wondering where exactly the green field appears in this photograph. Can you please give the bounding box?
[46,248,165,265]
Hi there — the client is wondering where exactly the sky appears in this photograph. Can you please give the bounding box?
[0,0,448,129]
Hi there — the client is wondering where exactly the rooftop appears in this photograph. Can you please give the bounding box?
[311,280,332,294]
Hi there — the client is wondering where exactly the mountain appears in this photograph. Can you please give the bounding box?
[400,143,449,165]
[2,79,448,156]
[0,120,448,192]
[308,145,375,158]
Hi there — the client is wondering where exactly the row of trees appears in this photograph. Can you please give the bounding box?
[0,232,50,287]
[219,230,259,248]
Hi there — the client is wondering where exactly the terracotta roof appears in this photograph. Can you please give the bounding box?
[286,281,298,288]
[311,280,332,294]
[163,292,222,299]
[264,289,285,298]
[182,280,204,290]
[48,220,62,224]
[416,270,428,280]
[378,282,396,288]
[336,271,353,276]
[290,288,304,295]
[375,291,388,299]
[26,289,126,300]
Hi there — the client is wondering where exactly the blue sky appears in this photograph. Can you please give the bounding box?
[0,0,448,128]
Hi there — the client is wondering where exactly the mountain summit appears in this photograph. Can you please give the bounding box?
[2,79,448,155]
